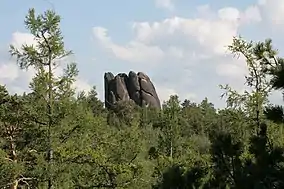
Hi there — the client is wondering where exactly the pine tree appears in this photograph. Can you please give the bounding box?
[10,8,78,188]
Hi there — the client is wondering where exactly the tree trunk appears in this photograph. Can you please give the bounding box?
[10,135,18,189]
[47,48,53,189]
[10,180,18,189]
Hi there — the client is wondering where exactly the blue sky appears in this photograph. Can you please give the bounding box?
[1,0,284,107]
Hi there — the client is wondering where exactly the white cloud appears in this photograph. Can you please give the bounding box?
[73,78,92,93]
[218,7,240,22]
[258,0,284,25]
[4,1,282,108]
[94,4,262,63]
[216,63,246,78]
[156,86,177,103]
[10,32,36,49]
[156,86,197,104]
[217,6,261,24]
[242,5,262,23]
[92,27,165,64]
[216,55,247,78]
[155,0,175,11]
[0,32,91,95]
[0,62,19,81]
[95,16,238,61]
[92,4,264,107]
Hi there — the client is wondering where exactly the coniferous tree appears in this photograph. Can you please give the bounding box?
[10,8,78,188]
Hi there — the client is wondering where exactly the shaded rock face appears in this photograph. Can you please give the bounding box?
[104,71,161,109]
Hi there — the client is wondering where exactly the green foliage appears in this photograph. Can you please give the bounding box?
[3,8,284,189]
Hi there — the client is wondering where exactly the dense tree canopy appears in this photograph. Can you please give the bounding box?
[1,8,284,189]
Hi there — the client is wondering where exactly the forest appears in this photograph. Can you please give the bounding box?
[1,8,284,189]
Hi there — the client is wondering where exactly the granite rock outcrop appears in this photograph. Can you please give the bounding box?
[104,71,160,109]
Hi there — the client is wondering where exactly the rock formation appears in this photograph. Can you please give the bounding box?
[104,71,161,109]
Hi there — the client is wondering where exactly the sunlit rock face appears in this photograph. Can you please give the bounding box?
[104,71,161,109]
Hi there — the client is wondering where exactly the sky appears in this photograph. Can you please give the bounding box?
[1,0,284,108]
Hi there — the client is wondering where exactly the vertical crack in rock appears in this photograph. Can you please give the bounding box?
[104,72,114,109]
[137,72,161,108]
[104,71,161,109]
